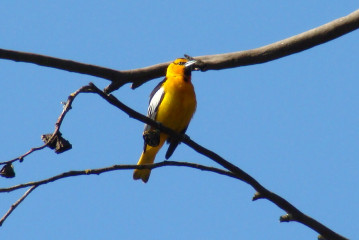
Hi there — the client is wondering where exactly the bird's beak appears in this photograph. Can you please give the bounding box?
[184,59,197,71]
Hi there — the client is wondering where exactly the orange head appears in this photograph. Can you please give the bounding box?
[166,58,197,81]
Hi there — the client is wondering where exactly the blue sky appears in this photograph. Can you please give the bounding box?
[1,1,358,239]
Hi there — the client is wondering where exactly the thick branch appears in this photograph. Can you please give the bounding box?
[198,8,359,69]
[0,49,125,82]
[0,9,358,93]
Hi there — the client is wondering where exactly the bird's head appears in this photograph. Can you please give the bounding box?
[166,58,197,80]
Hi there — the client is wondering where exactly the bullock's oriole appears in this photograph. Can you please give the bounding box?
[133,58,197,183]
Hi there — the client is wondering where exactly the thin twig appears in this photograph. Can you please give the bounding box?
[0,85,92,166]
[0,185,37,227]
[0,161,236,226]
[0,161,235,193]
[0,145,47,166]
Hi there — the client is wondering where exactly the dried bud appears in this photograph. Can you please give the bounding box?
[0,164,15,178]
[41,132,72,154]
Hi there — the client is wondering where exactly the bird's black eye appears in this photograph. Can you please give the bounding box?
[177,61,186,65]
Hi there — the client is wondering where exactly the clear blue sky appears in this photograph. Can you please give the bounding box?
[1,1,358,239]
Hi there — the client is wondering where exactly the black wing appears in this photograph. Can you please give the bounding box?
[144,78,166,132]
[143,79,166,151]
[165,126,188,159]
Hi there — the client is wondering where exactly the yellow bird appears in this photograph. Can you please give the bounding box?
[133,58,198,183]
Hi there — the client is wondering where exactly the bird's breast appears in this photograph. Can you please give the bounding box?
[156,77,196,132]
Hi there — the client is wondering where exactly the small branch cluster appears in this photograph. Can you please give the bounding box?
[0,86,90,169]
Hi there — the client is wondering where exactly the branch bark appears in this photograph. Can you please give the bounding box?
[0,9,358,93]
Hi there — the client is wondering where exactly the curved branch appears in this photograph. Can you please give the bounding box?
[0,161,235,193]
[0,161,236,226]
[0,48,125,82]
[0,9,358,93]
[85,83,347,240]
[198,8,359,69]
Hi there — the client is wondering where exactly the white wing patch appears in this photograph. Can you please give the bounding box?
[147,86,165,119]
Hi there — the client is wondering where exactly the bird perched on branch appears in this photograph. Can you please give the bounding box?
[133,57,198,183]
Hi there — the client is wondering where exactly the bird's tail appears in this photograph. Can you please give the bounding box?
[133,136,166,183]
[133,151,155,183]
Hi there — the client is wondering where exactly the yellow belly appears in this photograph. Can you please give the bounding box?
[156,77,196,133]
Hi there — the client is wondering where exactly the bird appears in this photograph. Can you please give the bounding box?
[133,57,198,183]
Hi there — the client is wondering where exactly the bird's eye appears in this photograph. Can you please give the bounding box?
[177,62,186,65]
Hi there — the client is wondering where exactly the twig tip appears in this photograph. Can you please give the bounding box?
[279,213,294,222]
[252,192,264,201]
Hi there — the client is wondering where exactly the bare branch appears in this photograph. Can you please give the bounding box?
[198,8,359,69]
[0,9,358,93]
[0,48,124,82]
[0,161,236,226]
[0,48,168,91]
[0,145,47,166]
[0,161,235,193]
[0,185,37,227]
[83,83,348,240]
[0,85,92,166]
[131,9,359,90]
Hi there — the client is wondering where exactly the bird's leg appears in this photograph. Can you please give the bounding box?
[143,129,161,147]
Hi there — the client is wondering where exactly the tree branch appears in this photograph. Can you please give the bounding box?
[0,161,236,193]
[84,83,347,240]
[0,145,47,166]
[0,9,358,93]
[0,48,124,82]
[0,185,37,227]
[0,85,92,166]
[197,8,359,69]
[0,161,237,227]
